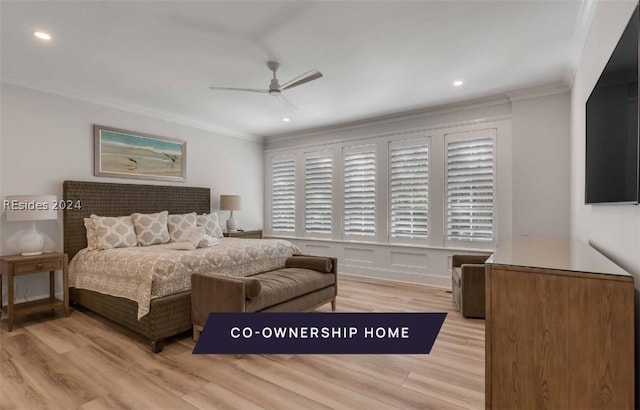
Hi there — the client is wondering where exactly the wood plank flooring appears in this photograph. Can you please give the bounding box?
[0,275,485,409]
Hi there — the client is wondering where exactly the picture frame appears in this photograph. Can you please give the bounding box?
[94,125,186,182]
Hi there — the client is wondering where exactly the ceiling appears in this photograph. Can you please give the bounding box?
[1,1,586,139]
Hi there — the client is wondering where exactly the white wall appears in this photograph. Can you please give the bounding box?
[569,0,640,402]
[264,92,571,286]
[0,83,264,303]
[512,92,571,237]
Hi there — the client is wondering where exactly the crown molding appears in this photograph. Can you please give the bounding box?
[1,78,262,143]
[503,83,570,102]
[264,114,511,153]
[264,93,511,144]
[565,0,598,87]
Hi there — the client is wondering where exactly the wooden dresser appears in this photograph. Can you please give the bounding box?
[485,237,634,409]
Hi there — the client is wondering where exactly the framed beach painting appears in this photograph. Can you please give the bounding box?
[94,125,186,182]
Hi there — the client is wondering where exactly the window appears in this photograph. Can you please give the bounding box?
[267,125,500,246]
[446,135,495,243]
[305,154,333,234]
[271,158,296,232]
[343,147,376,236]
[389,140,429,240]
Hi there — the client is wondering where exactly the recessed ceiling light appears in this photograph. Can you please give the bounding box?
[33,31,52,41]
[453,80,464,87]
[283,117,291,122]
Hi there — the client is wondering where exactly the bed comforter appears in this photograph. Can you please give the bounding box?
[69,238,300,319]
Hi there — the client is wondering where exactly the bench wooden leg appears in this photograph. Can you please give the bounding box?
[193,324,241,357]
[193,325,203,342]
[331,298,336,311]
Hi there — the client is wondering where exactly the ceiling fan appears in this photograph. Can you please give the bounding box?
[209,61,323,111]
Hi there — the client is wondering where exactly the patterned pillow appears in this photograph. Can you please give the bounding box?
[83,217,98,250]
[131,211,170,246]
[197,212,224,238]
[168,213,197,242]
[90,214,138,250]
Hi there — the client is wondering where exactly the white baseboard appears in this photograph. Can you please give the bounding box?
[340,263,451,288]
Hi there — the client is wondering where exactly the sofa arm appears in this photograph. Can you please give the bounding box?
[191,273,246,329]
[460,264,486,318]
[452,254,490,268]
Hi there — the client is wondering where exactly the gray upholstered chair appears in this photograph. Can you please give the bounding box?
[452,254,490,318]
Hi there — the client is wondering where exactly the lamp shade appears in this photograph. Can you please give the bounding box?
[4,195,58,221]
[220,195,241,211]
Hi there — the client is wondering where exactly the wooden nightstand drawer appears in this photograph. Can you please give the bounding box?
[14,258,63,274]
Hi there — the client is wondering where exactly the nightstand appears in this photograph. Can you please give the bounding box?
[223,230,263,239]
[0,253,69,331]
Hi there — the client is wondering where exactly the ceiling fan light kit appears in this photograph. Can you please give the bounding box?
[209,61,323,114]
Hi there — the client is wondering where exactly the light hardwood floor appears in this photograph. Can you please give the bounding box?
[0,275,484,410]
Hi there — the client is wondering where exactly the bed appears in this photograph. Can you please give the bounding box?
[63,180,297,352]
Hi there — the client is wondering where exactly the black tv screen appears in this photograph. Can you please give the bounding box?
[586,6,640,204]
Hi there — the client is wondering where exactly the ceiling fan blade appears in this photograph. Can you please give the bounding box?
[280,69,323,91]
[278,94,298,111]
[209,86,269,94]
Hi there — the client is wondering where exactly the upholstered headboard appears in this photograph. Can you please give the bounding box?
[63,180,211,260]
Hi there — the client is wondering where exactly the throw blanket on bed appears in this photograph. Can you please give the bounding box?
[69,238,300,319]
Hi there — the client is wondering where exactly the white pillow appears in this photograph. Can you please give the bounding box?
[168,212,198,242]
[131,211,170,246]
[175,226,205,247]
[173,227,219,248]
[90,214,138,250]
[199,234,220,248]
[197,213,224,238]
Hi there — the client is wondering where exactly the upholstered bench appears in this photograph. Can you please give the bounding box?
[191,255,338,341]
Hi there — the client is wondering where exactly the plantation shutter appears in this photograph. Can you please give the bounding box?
[447,137,495,242]
[343,149,376,236]
[305,155,333,234]
[390,142,429,239]
[271,158,296,232]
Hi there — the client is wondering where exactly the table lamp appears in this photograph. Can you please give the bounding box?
[219,195,241,231]
[4,194,58,255]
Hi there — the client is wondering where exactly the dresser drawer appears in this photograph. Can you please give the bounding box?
[14,258,63,274]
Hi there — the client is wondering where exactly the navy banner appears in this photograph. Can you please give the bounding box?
[193,312,447,355]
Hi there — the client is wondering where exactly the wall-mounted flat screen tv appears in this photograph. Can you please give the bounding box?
[585,5,640,204]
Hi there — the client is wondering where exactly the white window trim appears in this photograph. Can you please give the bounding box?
[342,144,378,242]
[303,150,334,239]
[268,154,297,236]
[264,119,506,251]
[444,129,497,249]
[388,137,431,246]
